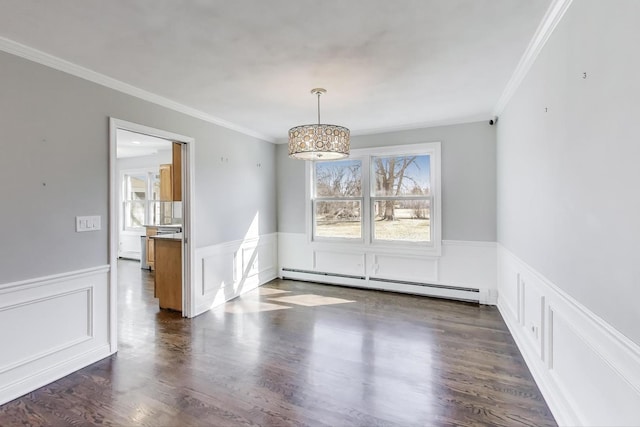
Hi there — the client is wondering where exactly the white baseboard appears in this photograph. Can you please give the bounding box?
[280,268,483,302]
[0,266,112,405]
[497,245,640,426]
[0,344,111,406]
[193,233,278,316]
[278,233,497,304]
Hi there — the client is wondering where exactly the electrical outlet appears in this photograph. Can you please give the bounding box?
[530,324,538,338]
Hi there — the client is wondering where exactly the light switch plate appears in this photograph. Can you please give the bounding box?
[76,215,101,232]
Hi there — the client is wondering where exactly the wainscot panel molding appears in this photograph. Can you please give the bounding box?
[194,233,278,316]
[497,245,640,426]
[277,233,497,304]
[0,266,111,406]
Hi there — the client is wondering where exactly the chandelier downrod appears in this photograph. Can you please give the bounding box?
[311,88,326,125]
[317,91,320,125]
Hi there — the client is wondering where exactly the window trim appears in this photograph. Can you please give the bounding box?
[120,168,160,232]
[306,142,442,256]
[311,158,365,243]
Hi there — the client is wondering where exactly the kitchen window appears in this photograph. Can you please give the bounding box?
[123,172,149,230]
[122,170,165,231]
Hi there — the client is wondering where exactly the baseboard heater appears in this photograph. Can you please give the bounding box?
[369,277,479,294]
[281,267,365,280]
[281,268,480,302]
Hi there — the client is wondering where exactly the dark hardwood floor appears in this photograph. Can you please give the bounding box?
[0,259,556,426]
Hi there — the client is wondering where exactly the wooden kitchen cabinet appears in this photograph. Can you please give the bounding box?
[159,164,172,201]
[159,142,182,202]
[144,225,182,271]
[153,236,182,312]
[145,227,157,271]
[172,142,182,201]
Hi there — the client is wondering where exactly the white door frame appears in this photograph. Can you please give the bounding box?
[108,118,196,353]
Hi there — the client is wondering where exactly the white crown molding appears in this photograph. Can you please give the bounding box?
[273,114,492,144]
[492,0,574,116]
[351,113,491,138]
[0,36,275,143]
[271,113,492,144]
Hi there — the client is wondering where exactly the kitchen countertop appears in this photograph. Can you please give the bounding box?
[144,224,182,229]
[149,232,183,241]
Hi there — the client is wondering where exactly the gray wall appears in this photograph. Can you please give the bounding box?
[0,51,276,283]
[277,121,497,241]
[497,0,640,344]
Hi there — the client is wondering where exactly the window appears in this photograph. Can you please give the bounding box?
[372,154,431,243]
[122,170,172,231]
[313,159,362,239]
[308,142,441,253]
[123,172,148,230]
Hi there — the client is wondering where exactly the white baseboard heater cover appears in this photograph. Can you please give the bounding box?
[282,267,365,280]
[281,268,480,303]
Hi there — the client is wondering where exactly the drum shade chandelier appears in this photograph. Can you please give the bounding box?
[288,88,350,160]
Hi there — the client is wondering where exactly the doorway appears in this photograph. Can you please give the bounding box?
[108,118,196,353]
[116,130,175,261]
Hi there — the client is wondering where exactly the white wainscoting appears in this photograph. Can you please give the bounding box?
[118,230,143,259]
[497,245,640,426]
[277,233,497,304]
[0,266,112,405]
[193,233,278,316]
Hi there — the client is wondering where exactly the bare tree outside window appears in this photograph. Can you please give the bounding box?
[314,160,362,239]
[309,143,440,249]
[311,154,432,243]
[372,155,431,242]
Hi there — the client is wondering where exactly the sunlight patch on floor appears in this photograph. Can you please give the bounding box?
[224,300,291,314]
[268,294,355,307]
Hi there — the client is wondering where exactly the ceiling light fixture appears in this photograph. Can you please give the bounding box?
[288,88,350,160]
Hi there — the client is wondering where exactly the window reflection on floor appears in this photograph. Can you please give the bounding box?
[268,294,355,307]
[221,287,356,314]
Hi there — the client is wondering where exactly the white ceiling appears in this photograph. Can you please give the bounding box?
[116,129,172,159]
[0,0,551,141]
